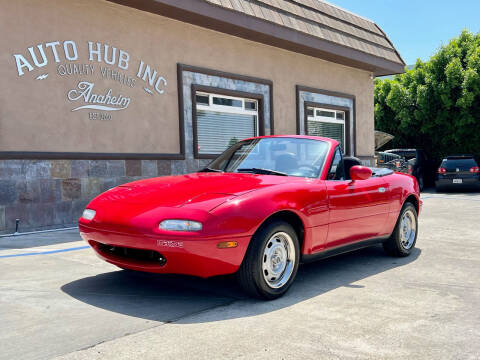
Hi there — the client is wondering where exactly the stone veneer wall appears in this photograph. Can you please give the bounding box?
[0,71,270,234]
[0,159,209,234]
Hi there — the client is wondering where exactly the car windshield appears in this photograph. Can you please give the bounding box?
[203,137,330,178]
[442,158,477,171]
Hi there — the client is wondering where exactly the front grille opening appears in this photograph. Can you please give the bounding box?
[96,242,166,266]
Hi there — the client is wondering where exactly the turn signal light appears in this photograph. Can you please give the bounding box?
[470,167,480,173]
[437,167,446,174]
[217,241,238,249]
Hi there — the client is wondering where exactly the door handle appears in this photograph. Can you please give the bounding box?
[378,187,386,193]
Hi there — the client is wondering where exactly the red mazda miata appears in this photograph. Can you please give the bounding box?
[79,136,421,299]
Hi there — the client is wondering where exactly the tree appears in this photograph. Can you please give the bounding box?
[228,137,239,147]
[374,30,480,162]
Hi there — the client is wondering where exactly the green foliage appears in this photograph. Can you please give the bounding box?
[374,30,480,162]
[228,137,239,147]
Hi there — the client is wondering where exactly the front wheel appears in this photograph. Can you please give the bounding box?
[237,221,300,300]
[383,203,418,257]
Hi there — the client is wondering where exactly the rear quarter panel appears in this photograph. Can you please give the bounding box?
[384,172,420,235]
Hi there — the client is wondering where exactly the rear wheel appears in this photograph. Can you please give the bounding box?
[383,203,418,257]
[237,221,300,300]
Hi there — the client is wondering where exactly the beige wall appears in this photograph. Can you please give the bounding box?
[0,0,374,157]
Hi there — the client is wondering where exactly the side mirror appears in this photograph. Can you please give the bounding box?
[350,165,372,181]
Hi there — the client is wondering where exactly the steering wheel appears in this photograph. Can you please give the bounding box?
[290,165,318,177]
[297,164,318,172]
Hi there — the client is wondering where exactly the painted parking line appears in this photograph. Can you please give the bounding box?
[0,246,90,259]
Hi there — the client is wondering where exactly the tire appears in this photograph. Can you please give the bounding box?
[383,202,418,257]
[237,221,300,300]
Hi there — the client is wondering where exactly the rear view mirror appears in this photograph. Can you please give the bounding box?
[350,165,372,181]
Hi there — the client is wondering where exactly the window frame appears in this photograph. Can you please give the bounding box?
[303,101,351,156]
[196,92,259,119]
[307,106,346,152]
[192,84,265,159]
[326,146,345,181]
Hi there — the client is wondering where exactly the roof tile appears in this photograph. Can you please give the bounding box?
[203,0,403,66]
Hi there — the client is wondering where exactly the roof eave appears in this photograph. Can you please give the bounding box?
[108,0,405,76]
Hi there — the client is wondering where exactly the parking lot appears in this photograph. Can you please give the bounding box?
[1,190,479,360]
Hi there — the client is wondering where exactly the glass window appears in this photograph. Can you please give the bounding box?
[196,94,209,105]
[307,106,346,153]
[245,100,257,111]
[195,92,259,155]
[317,110,335,118]
[205,137,330,178]
[327,147,344,180]
[212,96,242,108]
[442,157,477,171]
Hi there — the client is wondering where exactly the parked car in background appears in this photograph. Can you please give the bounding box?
[382,149,435,191]
[436,155,480,191]
[376,151,408,173]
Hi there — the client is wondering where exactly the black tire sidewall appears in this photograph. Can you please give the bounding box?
[250,221,300,299]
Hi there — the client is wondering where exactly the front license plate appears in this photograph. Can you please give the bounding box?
[453,179,462,184]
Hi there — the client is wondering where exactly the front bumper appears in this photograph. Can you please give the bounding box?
[79,224,250,278]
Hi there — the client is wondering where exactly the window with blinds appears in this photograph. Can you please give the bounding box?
[307,107,346,152]
[195,92,259,155]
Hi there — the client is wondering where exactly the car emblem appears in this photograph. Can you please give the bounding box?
[456,168,460,172]
[157,240,184,248]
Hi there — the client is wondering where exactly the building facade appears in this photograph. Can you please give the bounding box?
[0,0,404,233]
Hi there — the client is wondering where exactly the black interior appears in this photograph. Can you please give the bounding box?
[275,153,298,173]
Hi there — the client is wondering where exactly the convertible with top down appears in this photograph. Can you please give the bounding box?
[79,135,421,299]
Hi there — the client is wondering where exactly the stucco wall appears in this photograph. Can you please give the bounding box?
[0,0,374,157]
[0,0,375,233]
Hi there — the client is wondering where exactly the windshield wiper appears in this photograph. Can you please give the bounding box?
[201,167,223,173]
[237,168,288,176]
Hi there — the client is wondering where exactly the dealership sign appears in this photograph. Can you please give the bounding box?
[12,40,167,118]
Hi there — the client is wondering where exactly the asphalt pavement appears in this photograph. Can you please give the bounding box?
[1,190,479,359]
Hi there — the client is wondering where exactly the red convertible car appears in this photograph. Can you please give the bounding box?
[79,136,421,299]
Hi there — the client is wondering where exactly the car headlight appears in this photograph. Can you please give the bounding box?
[159,219,202,231]
[82,209,96,221]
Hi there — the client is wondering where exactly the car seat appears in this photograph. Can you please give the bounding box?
[275,153,298,174]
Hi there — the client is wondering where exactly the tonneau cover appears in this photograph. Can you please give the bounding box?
[371,167,394,177]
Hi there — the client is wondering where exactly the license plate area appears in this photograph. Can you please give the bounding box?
[453,179,463,184]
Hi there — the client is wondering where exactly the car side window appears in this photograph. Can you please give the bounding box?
[327,147,344,180]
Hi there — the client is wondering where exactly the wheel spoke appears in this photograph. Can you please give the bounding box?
[399,209,416,250]
[262,232,295,289]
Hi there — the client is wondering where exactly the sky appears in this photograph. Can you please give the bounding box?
[328,0,480,65]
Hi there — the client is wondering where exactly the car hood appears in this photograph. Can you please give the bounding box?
[89,172,289,211]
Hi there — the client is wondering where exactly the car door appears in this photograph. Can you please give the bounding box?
[325,148,391,249]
